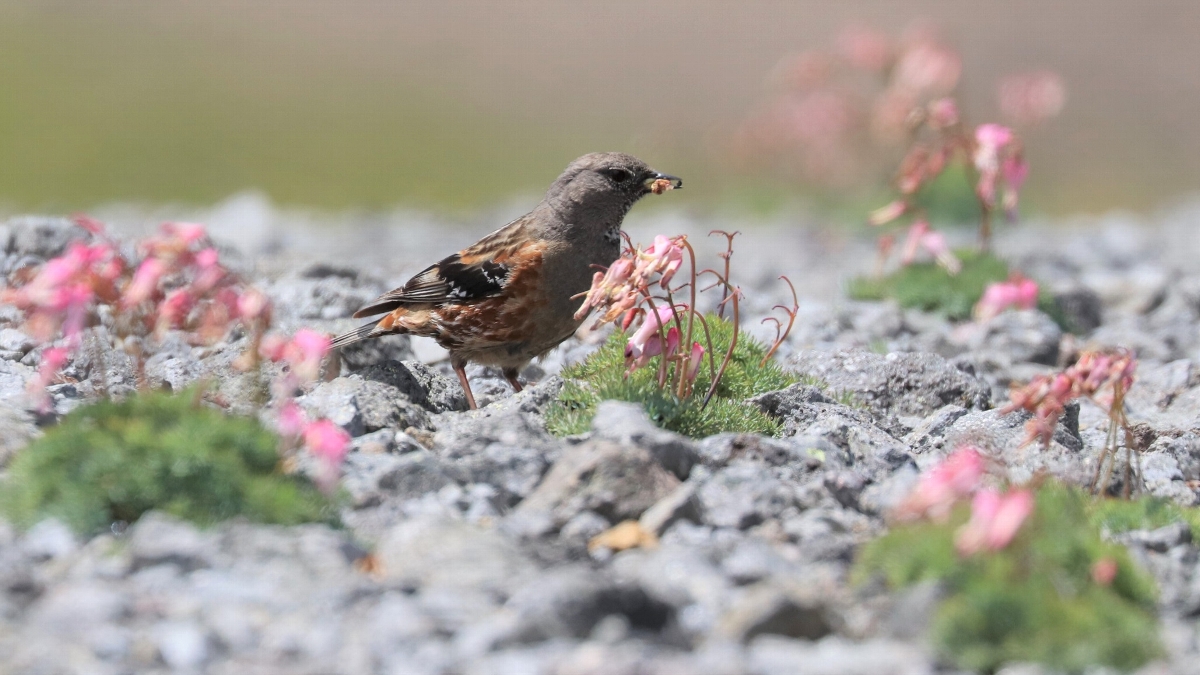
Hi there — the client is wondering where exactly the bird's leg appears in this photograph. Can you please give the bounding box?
[503,368,524,393]
[452,360,478,410]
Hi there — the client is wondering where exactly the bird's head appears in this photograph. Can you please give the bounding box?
[544,152,682,220]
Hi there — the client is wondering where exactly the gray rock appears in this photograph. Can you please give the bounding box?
[512,440,680,534]
[749,635,934,675]
[902,404,970,455]
[1051,285,1104,334]
[376,515,537,597]
[6,216,80,259]
[973,310,1063,366]
[502,566,674,643]
[788,349,990,418]
[339,450,456,509]
[155,621,211,670]
[299,375,432,437]
[639,483,703,536]
[20,519,77,561]
[718,582,836,642]
[360,359,468,413]
[696,432,841,471]
[435,411,562,506]
[591,400,699,479]
[127,512,214,572]
[696,462,798,530]
[559,511,611,548]
[941,409,1090,486]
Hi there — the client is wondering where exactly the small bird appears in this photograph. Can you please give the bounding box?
[332,152,681,409]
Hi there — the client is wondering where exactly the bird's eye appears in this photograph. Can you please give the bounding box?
[605,168,632,183]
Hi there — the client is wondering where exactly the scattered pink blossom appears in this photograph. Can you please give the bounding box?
[998,71,1066,125]
[868,200,907,227]
[955,488,1034,555]
[626,305,680,372]
[974,274,1039,322]
[900,220,961,274]
[1003,349,1137,447]
[836,24,892,72]
[896,447,986,522]
[1091,558,1119,586]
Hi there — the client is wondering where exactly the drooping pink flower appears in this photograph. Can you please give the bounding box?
[276,401,308,437]
[290,329,332,382]
[892,40,961,95]
[998,71,1066,125]
[974,274,1039,322]
[868,200,907,226]
[236,287,272,322]
[625,304,678,371]
[955,488,1034,555]
[685,342,706,383]
[163,222,208,245]
[640,235,685,289]
[900,220,961,274]
[836,24,892,72]
[122,258,166,308]
[973,124,1021,211]
[157,289,195,331]
[896,447,986,522]
[304,419,350,462]
[1091,558,1118,586]
[927,97,959,129]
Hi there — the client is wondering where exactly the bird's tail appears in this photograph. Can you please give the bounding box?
[331,321,385,350]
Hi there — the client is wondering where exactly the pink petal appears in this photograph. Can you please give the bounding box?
[304,419,351,464]
[985,490,1034,550]
[868,200,907,226]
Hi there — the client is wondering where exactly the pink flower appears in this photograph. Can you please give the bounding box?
[640,235,685,289]
[1001,155,1029,218]
[955,488,1034,555]
[998,71,1066,125]
[900,220,961,274]
[575,258,636,322]
[927,97,959,129]
[276,402,308,437]
[236,288,271,322]
[157,289,195,330]
[896,447,985,522]
[163,222,207,245]
[122,258,166,307]
[1092,558,1118,586]
[868,200,907,226]
[72,215,107,236]
[892,41,961,95]
[836,24,892,72]
[974,275,1039,322]
[304,419,350,464]
[685,342,705,383]
[973,124,1021,211]
[625,305,678,371]
[291,329,331,380]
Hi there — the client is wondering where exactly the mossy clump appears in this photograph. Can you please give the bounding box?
[855,483,1161,673]
[1,388,335,535]
[846,249,1069,329]
[547,315,801,438]
[1090,494,1200,541]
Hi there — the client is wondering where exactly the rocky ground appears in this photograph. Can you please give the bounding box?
[2,197,1200,674]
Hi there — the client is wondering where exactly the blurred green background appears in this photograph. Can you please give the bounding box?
[1,1,1196,214]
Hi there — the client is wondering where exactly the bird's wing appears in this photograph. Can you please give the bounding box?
[351,217,532,318]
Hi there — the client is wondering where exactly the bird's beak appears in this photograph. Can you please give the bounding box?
[644,172,683,194]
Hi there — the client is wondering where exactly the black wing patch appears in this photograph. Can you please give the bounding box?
[352,254,510,318]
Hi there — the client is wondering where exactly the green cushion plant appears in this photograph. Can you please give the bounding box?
[547,315,802,438]
[1,388,335,535]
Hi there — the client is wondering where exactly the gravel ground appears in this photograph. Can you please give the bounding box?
[2,196,1200,674]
